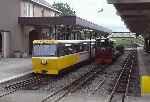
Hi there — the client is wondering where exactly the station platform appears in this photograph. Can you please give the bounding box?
[137,47,150,95]
[0,58,32,83]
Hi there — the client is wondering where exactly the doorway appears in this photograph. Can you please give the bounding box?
[29,30,41,55]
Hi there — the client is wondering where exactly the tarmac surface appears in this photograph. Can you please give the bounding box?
[0,58,32,83]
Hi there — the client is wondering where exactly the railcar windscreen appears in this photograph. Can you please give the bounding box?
[32,44,57,57]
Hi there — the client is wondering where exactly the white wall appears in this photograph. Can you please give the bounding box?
[0,0,24,57]
[20,1,57,17]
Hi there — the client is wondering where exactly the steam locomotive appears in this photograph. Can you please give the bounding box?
[95,38,124,64]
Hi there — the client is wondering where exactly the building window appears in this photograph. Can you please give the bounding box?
[33,5,35,16]
[24,3,27,16]
[42,8,44,17]
[23,2,33,17]
[28,3,30,16]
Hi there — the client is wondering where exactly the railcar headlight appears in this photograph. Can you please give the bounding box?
[41,59,48,65]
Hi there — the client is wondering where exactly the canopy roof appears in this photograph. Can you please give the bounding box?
[107,0,150,36]
[18,16,111,35]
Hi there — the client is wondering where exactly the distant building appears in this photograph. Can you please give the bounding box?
[0,0,61,57]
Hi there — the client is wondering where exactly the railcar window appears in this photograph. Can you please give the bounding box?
[57,42,90,56]
[32,44,57,57]
[72,44,82,52]
[65,44,75,54]
[65,47,74,54]
[57,45,64,56]
[57,44,74,56]
[79,44,84,52]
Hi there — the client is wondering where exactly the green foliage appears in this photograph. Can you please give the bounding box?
[52,2,76,16]
[111,37,144,47]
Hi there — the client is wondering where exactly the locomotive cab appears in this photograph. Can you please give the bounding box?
[95,38,113,64]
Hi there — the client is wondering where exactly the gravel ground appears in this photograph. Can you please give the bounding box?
[60,52,130,102]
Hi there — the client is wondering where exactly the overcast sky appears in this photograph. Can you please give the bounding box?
[46,0,129,32]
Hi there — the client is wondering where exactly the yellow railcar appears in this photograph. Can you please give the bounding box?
[32,40,95,75]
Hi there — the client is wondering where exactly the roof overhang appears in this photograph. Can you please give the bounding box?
[18,16,112,35]
[107,0,150,35]
[108,0,150,4]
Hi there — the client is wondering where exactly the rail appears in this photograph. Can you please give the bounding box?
[41,65,107,102]
[106,49,137,102]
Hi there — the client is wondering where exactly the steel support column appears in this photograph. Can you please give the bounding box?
[144,38,149,52]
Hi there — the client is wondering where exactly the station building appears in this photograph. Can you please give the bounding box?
[0,0,61,58]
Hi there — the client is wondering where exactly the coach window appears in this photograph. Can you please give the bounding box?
[83,43,89,51]
[73,44,80,52]
[78,44,84,52]
[64,44,74,54]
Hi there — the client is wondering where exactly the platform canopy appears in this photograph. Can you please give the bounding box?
[107,0,150,36]
[18,16,111,36]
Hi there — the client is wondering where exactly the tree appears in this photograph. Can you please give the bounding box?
[52,2,76,16]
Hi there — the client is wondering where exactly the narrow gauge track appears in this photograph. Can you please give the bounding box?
[0,74,49,98]
[0,63,102,100]
[41,65,107,102]
[106,50,137,102]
